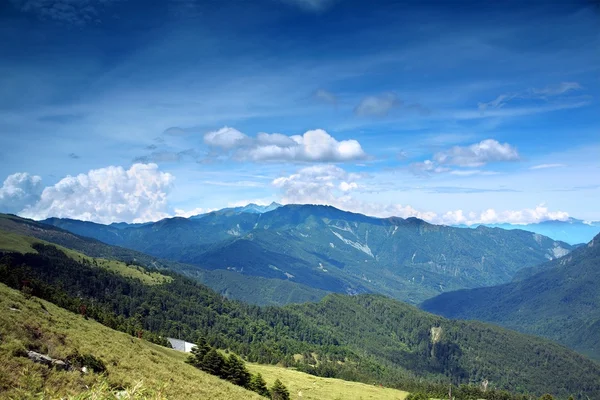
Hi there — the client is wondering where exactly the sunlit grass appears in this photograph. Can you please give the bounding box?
[0,283,261,399]
[0,229,170,285]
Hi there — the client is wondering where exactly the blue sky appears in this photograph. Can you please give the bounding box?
[0,0,599,224]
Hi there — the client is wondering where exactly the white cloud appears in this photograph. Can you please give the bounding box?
[354,93,401,117]
[433,139,519,167]
[440,204,570,226]
[204,126,249,149]
[478,81,582,112]
[314,88,337,104]
[272,165,570,225]
[205,127,367,162]
[0,172,43,214]
[280,0,338,12]
[532,82,582,96]
[174,207,214,218]
[19,163,175,224]
[530,163,566,170]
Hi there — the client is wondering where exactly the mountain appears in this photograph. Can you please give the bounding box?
[1,230,599,398]
[456,218,600,245]
[0,213,327,306]
[43,204,575,303]
[192,202,282,218]
[422,233,600,361]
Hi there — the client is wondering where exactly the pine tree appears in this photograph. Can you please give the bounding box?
[186,336,211,368]
[224,354,251,388]
[270,379,290,400]
[201,348,226,378]
[249,373,270,397]
[539,395,554,400]
[567,396,575,400]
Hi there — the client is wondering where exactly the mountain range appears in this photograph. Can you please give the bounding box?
[1,220,599,398]
[41,204,574,304]
[422,232,600,361]
[456,218,600,245]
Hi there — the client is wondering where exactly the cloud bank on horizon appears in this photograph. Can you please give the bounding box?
[0,0,598,224]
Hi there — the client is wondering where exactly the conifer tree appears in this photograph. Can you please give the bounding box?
[201,348,226,378]
[270,379,290,400]
[224,354,251,388]
[249,373,269,397]
[539,395,554,400]
[186,336,211,368]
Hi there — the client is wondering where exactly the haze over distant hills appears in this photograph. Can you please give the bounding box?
[41,204,574,304]
[455,218,600,245]
[422,232,600,361]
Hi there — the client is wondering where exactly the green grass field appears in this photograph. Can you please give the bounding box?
[0,229,170,285]
[247,362,408,400]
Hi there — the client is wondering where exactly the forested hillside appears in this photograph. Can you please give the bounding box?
[42,204,574,303]
[0,232,598,399]
[0,214,328,306]
[422,233,600,361]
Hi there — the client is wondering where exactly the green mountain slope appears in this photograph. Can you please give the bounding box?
[0,214,328,306]
[0,229,598,399]
[421,233,600,361]
[0,283,264,399]
[42,204,574,303]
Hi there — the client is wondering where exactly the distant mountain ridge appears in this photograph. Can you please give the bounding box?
[455,217,600,245]
[42,204,574,304]
[422,232,600,361]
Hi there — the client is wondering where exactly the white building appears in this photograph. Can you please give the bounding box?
[167,338,196,353]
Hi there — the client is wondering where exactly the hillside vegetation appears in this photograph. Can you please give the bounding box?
[0,283,263,399]
[0,229,598,398]
[42,204,575,303]
[0,213,328,306]
[422,233,600,361]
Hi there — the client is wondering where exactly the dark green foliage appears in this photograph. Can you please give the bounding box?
[224,354,251,388]
[67,352,107,374]
[201,349,226,378]
[249,373,269,397]
[538,395,554,400]
[406,393,429,400]
[1,242,599,399]
[186,336,211,368]
[269,379,290,400]
[422,233,600,361]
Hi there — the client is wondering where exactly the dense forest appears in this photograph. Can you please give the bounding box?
[1,242,598,399]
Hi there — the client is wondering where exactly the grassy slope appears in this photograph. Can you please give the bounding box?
[0,214,327,306]
[247,363,408,400]
[0,282,410,400]
[0,229,170,286]
[0,283,262,400]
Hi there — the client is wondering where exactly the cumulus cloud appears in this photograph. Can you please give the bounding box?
[272,166,569,225]
[174,207,214,218]
[440,204,570,226]
[0,173,43,214]
[271,165,437,220]
[433,139,519,167]
[354,93,401,117]
[19,164,174,224]
[204,127,367,163]
[409,139,519,176]
[204,126,249,149]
